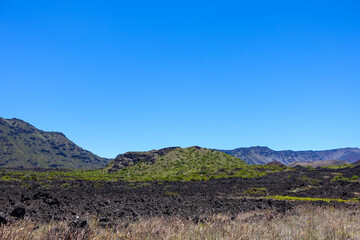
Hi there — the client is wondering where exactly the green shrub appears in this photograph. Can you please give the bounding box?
[351,175,359,180]
[21,173,37,181]
[301,175,320,185]
[60,183,70,189]
[21,183,31,189]
[331,174,350,182]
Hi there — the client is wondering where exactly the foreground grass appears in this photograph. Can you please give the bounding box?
[1,206,360,240]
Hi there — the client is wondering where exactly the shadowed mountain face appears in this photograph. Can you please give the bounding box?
[0,117,109,169]
[217,146,360,165]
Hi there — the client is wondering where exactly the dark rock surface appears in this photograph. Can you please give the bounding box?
[0,213,7,225]
[10,206,26,218]
[0,166,359,225]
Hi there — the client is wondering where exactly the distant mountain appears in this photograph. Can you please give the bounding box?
[287,160,350,168]
[0,117,109,169]
[217,146,360,165]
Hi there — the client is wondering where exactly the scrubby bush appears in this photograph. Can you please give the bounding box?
[21,173,37,181]
[351,175,359,180]
[331,174,350,182]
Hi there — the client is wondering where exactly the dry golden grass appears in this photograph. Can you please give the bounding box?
[1,205,360,240]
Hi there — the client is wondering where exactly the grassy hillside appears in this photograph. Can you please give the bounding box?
[105,146,284,181]
[0,117,109,169]
[0,147,286,182]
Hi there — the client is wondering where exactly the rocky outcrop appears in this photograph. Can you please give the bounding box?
[108,147,180,171]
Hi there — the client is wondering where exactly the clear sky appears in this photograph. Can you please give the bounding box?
[1,1,359,158]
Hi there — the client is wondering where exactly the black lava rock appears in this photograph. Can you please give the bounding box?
[0,213,7,225]
[10,207,26,218]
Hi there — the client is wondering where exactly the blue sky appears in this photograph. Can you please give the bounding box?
[1,1,359,158]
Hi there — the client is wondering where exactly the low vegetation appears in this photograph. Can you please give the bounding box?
[322,164,354,169]
[266,195,359,203]
[243,187,268,195]
[1,206,360,240]
[0,164,286,182]
[330,173,360,182]
[300,175,321,185]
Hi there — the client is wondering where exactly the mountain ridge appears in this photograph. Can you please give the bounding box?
[1,116,359,168]
[217,146,360,165]
[0,117,109,169]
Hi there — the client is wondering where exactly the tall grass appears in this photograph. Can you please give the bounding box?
[1,206,360,239]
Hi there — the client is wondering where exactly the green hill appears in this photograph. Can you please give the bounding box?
[0,146,285,182]
[0,117,109,169]
[105,146,278,181]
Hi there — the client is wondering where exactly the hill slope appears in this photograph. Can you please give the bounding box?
[106,146,264,181]
[0,117,109,169]
[217,146,360,165]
